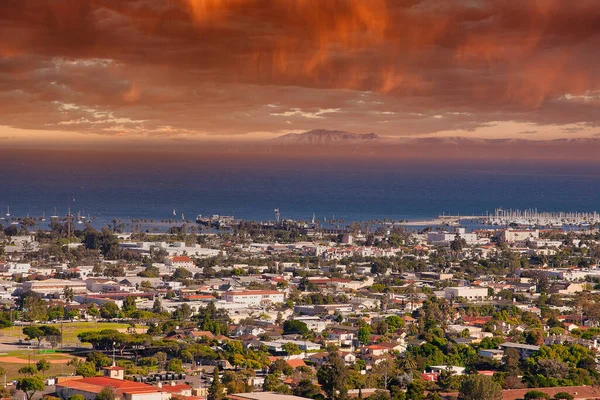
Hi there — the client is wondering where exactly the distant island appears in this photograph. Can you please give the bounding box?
[272,129,379,144]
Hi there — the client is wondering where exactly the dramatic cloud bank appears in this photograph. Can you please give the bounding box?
[1,0,600,145]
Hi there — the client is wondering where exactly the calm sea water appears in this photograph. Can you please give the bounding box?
[1,152,600,226]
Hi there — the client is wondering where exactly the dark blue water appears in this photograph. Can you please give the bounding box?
[1,151,600,225]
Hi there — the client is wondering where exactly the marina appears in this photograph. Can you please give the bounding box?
[437,208,600,228]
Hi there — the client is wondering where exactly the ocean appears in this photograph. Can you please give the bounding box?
[1,151,600,227]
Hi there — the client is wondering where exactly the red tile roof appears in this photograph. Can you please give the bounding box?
[171,256,193,262]
[57,377,159,395]
[286,359,307,368]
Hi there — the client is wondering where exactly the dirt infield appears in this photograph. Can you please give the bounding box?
[0,356,85,364]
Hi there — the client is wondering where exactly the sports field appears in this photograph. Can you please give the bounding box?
[0,321,132,346]
[0,351,81,381]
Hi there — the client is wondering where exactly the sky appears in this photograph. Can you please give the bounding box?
[2,0,600,151]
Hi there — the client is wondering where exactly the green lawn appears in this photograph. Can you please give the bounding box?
[0,358,76,381]
[0,321,132,346]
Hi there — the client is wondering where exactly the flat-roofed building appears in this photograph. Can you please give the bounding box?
[444,286,488,301]
[22,279,87,296]
[501,229,539,244]
[222,290,285,306]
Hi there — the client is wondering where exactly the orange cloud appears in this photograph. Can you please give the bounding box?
[123,82,141,103]
[1,0,600,141]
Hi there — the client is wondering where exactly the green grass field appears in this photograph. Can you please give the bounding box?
[0,321,132,346]
[0,358,77,381]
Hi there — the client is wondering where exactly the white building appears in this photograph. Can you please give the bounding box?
[2,263,32,274]
[293,316,329,332]
[85,278,122,293]
[444,286,488,301]
[501,229,539,244]
[427,228,478,246]
[222,290,285,306]
[22,279,87,296]
[165,255,194,269]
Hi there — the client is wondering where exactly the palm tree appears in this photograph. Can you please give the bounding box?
[399,355,417,372]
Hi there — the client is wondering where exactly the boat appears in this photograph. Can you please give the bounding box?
[172,208,176,217]
[41,212,46,222]
[5,206,10,217]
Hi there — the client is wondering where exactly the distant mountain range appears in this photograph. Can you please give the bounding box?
[272,129,379,144]
[263,128,600,160]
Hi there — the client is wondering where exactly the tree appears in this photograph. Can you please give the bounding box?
[40,326,62,348]
[222,370,252,394]
[283,342,302,355]
[122,296,137,316]
[368,390,391,400]
[553,393,574,400]
[23,327,45,347]
[370,259,389,275]
[450,234,467,252]
[36,360,51,377]
[166,358,185,373]
[21,292,47,322]
[96,387,117,400]
[87,303,100,318]
[317,353,348,400]
[87,351,112,369]
[156,352,167,369]
[18,366,38,376]
[139,265,160,278]
[174,303,193,321]
[208,367,225,400]
[173,267,192,280]
[63,286,75,303]
[405,380,424,400]
[502,348,521,374]
[293,379,322,399]
[385,315,404,332]
[534,359,568,380]
[263,374,281,391]
[76,362,97,378]
[152,298,164,314]
[103,265,125,278]
[17,376,44,400]
[4,225,18,236]
[100,302,121,319]
[358,325,371,345]
[459,375,502,400]
[269,359,294,376]
[283,320,309,335]
[524,391,550,400]
[69,395,86,400]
